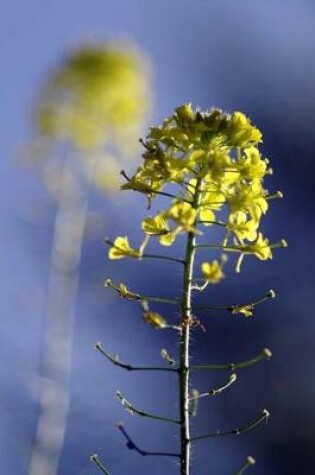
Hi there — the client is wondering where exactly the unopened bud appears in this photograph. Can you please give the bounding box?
[263,348,272,359]
[247,456,256,465]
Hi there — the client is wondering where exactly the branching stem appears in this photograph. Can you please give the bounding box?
[190,409,270,441]
[189,373,237,400]
[117,423,180,458]
[116,391,180,425]
[190,348,272,371]
[94,342,177,372]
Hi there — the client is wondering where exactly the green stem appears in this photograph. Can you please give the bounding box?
[116,391,180,425]
[90,454,111,475]
[190,409,270,441]
[179,178,202,475]
[235,456,256,475]
[190,348,272,371]
[94,342,177,372]
[141,254,185,264]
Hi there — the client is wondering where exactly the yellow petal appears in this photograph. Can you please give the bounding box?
[199,208,215,225]
[108,236,140,260]
[201,260,225,283]
[143,311,167,329]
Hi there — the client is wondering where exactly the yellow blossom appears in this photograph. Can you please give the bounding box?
[227,112,262,147]
[237,147,267,181]
[167,202,197,230]
[108,236,141,260]
[199,208,215,224]
[158,230,178,246]
[231,304,253,317]
[143,311,167,329]
[228,211,258,242]
[118,284,139,300]
[142,215,169,236]
[228,182,268,222]
[201,260,225,283]
[241,233,272,260]
[114,104,285,272]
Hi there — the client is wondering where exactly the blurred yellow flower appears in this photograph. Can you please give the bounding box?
[143,311,167,329]
[108,236,141,260]
[241,233,272,260]
[231,304,253,317]
[142,215,169,236]
[118,284,139,300]
[201,260,225,284]
[35,42,151,151]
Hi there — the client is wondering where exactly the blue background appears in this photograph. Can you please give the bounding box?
[1,1,315,474]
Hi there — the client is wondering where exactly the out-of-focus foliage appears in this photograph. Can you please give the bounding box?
[30,41,152,194]
[36,43,151,149]
[28,42,152,475]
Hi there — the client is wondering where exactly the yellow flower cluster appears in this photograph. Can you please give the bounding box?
[109,104,286,275]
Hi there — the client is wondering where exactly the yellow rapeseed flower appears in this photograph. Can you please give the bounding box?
[108,236,141,260]
[231,304,253,317]
[167,202,197,230]
[201,260,225,283]
[241,233,272,260]
[118,284,139,300]
[228,211,258,242]
[228,112,262,147]
[237,147,267,181]
[142,215,170,236]
[143,311,167,329]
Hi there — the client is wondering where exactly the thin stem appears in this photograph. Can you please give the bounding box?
[94,343,177,372]
[90,454,111,475]
[235,456,256,475]
[190,348,272,371]
[197,220,227,227]
[105,279,180,305]
[189,373,237,400]
[116,391,180,425]
[190,409,270,441]
[104,238,185,264]
[117,423,180,458]
[194,241,286,254]
[141,253,185,264]
[193,289,276,312]
[121,170,192,204]
[194,244,240,252]
[139,295,180,305]
[179,177,203,475]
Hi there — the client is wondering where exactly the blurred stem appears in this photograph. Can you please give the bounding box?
[179,177,202,475]
[235,456,256,475]
[29,149,98,475]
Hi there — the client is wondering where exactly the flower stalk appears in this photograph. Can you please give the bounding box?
[96,104,286,474]
[179,178,203,474]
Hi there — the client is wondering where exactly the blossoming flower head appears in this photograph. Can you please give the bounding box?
[108,104,286,275]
